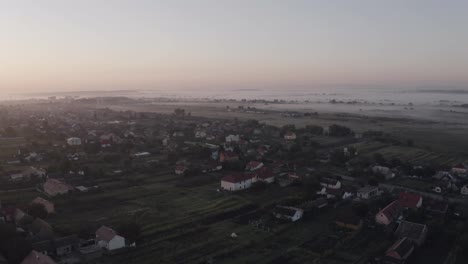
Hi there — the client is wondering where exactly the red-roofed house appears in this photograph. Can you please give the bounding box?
[284,131,296,140]
[255,167,275,183]
[96,226,125,251]
[174,165,188,175]
[452,163,467,175]
[245,161,264,171]
[31,197,55,214]
[43,179,73,197]
[219,150,239,163]
[221,173,254,191]
[398,192,423,209]
[375,200,402,226]
[20,250,56,264]
[221,167,274,191]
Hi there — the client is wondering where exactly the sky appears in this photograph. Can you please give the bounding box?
[1,0,467,94]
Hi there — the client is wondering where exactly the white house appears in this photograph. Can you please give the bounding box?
[220,173,254,191]
[461,185,468,196]
[96,226,125,251]
[319,177,341,190]
[195,131,207,138]
[221,167,274,191]
[225,134,240,143]
[274,206,304,222]
[284,131,296,140]
[66,137,82,146]
[357,185,382,199]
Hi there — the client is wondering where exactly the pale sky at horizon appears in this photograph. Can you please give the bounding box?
[1,0,467,94]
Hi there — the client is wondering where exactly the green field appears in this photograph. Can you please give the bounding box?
[353,141,468,166]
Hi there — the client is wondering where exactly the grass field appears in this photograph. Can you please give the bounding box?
[353,141,468,166]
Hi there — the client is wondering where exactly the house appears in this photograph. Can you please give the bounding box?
[461,185,468,196]
[433,171,456,182]
[320,177,341,189]
[175,165,188,175]
[66,137,81,146]
[14,208,27,224]
[54,235,79,256]
[375,200,402,226]
[398,192,423,209]
[245,161,264,171]
[221,173,254,191]
[357,185,381,199]
[32,235,79,257]
[255,167,275,183]
[317,187,343,199]
[43,179,73,197]
[132,152,151,158]
[395,221,428,246]
[96,226,126,251]
[219,150,239,163]
[20,250,56,264]
[452,163,467,175]
[284,131,296,140]
[8,167,46,182]
[384,237,415,264]
[100,133,122,146]
[273,206,304,222]
[225,134,240,143]
[335,209,363,230]
[31,197,55,214]
[195,130,207,138]
[29,218,54,240]
[220,168,274,191]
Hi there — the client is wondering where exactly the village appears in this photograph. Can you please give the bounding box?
[1,99,468,264]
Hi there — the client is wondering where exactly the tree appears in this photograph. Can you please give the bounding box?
[2,237,32,264]
[28,203,48,219]
[3,126,17,137]
[352,203,369,218]
[328,124,352,137]
[305,125,323,135]
[174,108,185,117]
[60,159,71,174]
[117,222,141,244]
[373,153,386,166]
[330,149,347,165]
[303,175,320,199]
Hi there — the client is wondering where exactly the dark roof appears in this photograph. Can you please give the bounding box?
[320,177,338,185]
[274,206,302,218]
[395,221,427,242]
[54,235,79,248]
[30,218,52,234]
[386,237,414,260]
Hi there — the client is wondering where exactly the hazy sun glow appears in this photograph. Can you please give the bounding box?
[1,0,467,94]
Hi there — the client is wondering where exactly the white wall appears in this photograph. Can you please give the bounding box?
[108,235,125,251]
